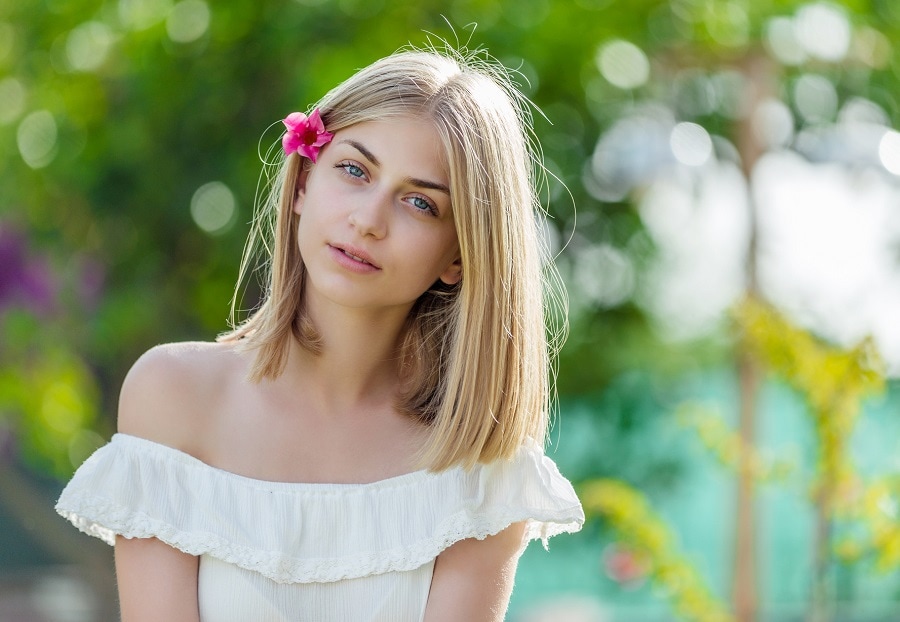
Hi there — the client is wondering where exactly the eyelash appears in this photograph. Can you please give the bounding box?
[408,195,437,215]
[336,161,366,180]
[334,161,439,216]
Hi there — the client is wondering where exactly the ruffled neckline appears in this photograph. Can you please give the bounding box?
[56,432,585,584]
[112,433,436,491]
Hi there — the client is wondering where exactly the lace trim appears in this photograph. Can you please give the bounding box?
[56,434,585,583]
[58,490,582,584]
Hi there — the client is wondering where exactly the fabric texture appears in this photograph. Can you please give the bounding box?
[56,433,584,621]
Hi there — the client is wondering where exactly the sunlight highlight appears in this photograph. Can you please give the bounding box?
[670,122,713,167]
[17,110,57,169]
[191,181,237,234]
[878,131,900,176]
[66,21,114,72]
[596,40,650,90]
[166,0,210,44]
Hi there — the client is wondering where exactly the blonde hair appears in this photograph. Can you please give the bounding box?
[220,45,567,471]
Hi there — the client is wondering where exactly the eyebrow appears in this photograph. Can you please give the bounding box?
[340,139,451,196]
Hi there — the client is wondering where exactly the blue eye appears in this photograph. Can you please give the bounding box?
[409,195,439,216]
[336,162,366,179]
[411,196,433,211]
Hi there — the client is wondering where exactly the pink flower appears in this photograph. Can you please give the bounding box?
[281,109,334,163]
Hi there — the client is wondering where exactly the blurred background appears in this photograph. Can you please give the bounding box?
[2,0,900,620]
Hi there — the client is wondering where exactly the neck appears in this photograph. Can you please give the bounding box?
[280,298,413,413]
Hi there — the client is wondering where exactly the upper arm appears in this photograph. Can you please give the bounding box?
[114,344,212,620]
[115,536,200,622]
[424,522,528,622]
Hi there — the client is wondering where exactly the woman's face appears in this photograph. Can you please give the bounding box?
[294,116,461,317]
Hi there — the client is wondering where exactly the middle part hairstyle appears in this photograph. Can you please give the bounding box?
[222,48,566,471]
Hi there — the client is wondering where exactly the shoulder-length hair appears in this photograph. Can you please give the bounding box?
[220,46,567,471]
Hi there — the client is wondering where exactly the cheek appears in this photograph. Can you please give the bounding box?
[295,213,313,257]
[420,236,459,275]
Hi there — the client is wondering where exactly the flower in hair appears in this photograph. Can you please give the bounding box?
[281,109,333,163]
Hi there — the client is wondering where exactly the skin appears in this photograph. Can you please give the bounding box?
[295,118,463,316]
[114,117,525,621]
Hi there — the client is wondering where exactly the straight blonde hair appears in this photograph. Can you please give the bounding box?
[220,45,567,471]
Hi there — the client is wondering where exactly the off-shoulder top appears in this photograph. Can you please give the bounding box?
[55,433,584,621]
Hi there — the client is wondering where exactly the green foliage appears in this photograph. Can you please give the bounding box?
[852,475,900,571]
[732,298,900,581]
[1,0,658,475]
[582,478,736,622]
[3,0,900,617]
[0,309,105,477]
[677,401,795,483]
[735,296,885,505]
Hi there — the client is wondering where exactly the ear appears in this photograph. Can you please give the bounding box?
[292,166,310,215]
[438,257,462,286]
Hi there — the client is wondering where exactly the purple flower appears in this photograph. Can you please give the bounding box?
[0,225,55,315]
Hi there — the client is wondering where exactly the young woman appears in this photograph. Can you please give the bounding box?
[56,45,584,621]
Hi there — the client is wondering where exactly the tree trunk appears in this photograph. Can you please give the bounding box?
[809,503,832,622]
[733,350,759,622]
[731,51,776,622]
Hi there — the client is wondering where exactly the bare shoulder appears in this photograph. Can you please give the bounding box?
[117,341,246,454]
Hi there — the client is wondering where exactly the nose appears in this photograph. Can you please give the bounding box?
[348,190,389,239]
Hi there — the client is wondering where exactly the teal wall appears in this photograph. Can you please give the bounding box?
[509,372,900,621]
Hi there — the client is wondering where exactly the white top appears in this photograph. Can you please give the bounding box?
[56,433,584,622]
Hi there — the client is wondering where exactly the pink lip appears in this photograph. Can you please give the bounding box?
[328,243,381,273]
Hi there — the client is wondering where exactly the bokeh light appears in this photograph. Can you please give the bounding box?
[672,70,716,118]
[755,152,900,367]
[569,243,635,309]
[596,40,650,90]
[17,110,58,169]
[41,380,84,436]
[166,0,210,44]
[637,164,750,339]
[793,73,838,125]
[703,1,750,48]
[852,26,892,69]
[66,21,114,72]
[670,122,713,167]
[8,2,900,620]
[753,98,795,149]
[190,181,237,235]
[586,106,674,202]
[0,77,26,125]
[794,2,851,62]
[765,16,805,66]
[879,131,900,175]
[118,0,173,31]
[840,97,890,127]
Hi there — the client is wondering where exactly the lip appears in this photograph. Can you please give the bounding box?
[328,243,382,272]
